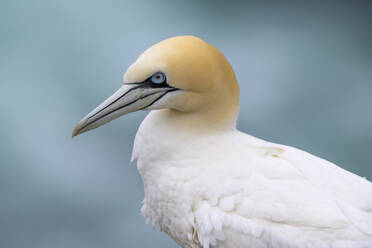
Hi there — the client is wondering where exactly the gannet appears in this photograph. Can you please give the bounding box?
[72,36,372,248]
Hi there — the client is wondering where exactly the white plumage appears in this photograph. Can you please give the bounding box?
[133,110,372,248]
[73,36,372,247]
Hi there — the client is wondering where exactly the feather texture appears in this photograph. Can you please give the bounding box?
[133,109,372,248]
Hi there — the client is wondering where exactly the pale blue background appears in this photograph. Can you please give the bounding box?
[1,1,371,248]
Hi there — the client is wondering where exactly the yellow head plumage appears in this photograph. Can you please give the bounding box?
[72,36,240,137]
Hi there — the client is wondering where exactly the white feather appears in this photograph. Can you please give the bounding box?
[131,109,372,248]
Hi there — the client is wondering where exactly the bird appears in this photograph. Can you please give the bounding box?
[72,36,372,248]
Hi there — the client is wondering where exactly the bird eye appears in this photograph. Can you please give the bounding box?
[151,72,166,84]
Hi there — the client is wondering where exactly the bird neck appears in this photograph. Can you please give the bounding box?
[132,92,240,164]
[156,103,239,135]
[163,89,240,134]
[132,107,239,169]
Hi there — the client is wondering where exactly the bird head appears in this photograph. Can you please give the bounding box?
[72,36,239,137]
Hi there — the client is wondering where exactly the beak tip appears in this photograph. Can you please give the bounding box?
[72,118,88,139]
[71,127,80,139]
[71,132,77,139]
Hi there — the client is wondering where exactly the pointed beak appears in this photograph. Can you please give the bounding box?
[72,84,177,138]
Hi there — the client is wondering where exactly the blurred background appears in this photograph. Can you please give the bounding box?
[0,0,371,247]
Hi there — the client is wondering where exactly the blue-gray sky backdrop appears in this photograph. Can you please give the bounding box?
[1,1,371,247]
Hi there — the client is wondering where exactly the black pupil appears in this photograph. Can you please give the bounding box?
[154,73,163,83]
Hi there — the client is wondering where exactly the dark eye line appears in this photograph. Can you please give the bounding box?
[146,80,168,88]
